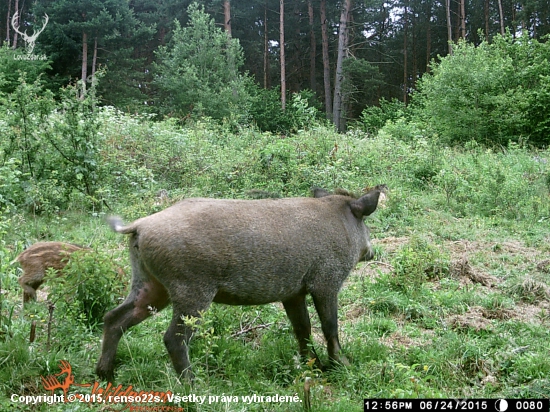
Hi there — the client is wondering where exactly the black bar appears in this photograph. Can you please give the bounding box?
[364,399,549,412]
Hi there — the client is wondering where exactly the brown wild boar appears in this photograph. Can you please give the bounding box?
[96,186,385,381]
[15,242,90,303]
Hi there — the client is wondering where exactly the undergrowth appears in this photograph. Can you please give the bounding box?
[1,118,549,410]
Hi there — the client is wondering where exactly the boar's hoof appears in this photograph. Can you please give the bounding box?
[96,365,115,382]
[330,354,351,368]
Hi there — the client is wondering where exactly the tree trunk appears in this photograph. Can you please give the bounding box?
[498,0,505,35]
[81,31,88,98]
[446,0,453,55]
[223,0,232,37]
[426,2,431,73]
[6,0,11,47]
[484,0,490,41]
[320,0,332,119]
[332,0,351,132]
[280,0,286,111]
[308,0,316,94]
[92,36,98,77]
[403,1,408,104]
[5,1,11,47]
[264,2,269,89]
[460,0,466,39]
[12,0,19,49]
[412,7,417,90]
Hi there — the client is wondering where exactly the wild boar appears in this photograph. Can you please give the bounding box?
[96,186,384,381]
[15,242,90,303]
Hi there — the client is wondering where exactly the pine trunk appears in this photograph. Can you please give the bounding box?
[308,0,316,94]
[280,0,286,111]
[426,2,431,72]
[6,0,11,47]
[446,0,453,55]
[81,31,88,98]
[484,0,490,41]
[460,0,466,39]
[320,0,332,119]
[403,1,408,104]
[223,1,232,37]
[12,0,19,49]
[92,37,98,77]
[498,0,505,35]
[332,0,352,131]
[264,2,269,88]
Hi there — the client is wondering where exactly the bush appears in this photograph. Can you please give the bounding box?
[153,3,251,122]
[413,34,550,147]
[0,158,23,211]
[360,98,408,135]
[387,237,450,292]
[48,248,127,329]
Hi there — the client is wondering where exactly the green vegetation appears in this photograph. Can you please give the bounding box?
[1,79,549,410]
[412,35,550,147]
[1,3,550,410]
[154,4,251,122]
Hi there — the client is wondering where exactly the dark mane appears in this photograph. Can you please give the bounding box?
[333,188,359,198]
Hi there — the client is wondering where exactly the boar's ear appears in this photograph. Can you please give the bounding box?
[349,188,382,218]
[312,187,331,198]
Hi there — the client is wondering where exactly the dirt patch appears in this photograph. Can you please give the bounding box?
[346,304,367,321]
[379,329,434,349]
[450,255,498,287]
[353,261,393,281]
[446,301,549,331]
[479,307,515,320]
[447,306,493,331]
[373,236,409,253]
[537,259,550,274]
[512,301,550,323]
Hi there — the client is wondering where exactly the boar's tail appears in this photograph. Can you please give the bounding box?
[107,216,137,235]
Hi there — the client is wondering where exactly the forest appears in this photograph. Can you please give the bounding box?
[1,0,550,131]
[1,1,550,411]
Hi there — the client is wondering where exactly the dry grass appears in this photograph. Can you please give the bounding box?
[507,276,550,303]
[447,306,494,331]
[449,255,498,287]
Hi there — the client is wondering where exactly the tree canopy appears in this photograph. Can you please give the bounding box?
[1,0,549,144]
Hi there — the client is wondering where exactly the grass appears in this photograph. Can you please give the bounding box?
[1,122,550,410]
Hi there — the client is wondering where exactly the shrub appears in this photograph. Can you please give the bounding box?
[388,237,450,292]
[413,34,550,147]
[360,98,408,135]
[48,248,127,329]
[153,3,251,122]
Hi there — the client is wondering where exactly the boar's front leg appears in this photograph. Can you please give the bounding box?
[312,292,350,367]
[282,294,320,365]
[19,275,41,303]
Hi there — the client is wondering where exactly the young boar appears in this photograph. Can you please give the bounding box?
[15,242,90,303]
[96,186,385,381]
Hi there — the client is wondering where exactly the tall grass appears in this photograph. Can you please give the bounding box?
[1,113,550,410]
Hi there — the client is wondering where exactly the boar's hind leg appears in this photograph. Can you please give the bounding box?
[164,292,215,381]
[282,294,320,364]
[311,292,350,367]
[96,277,169,381]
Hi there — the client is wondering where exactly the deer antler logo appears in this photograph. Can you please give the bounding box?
[11,12,49,55]
[41,360,90,400]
